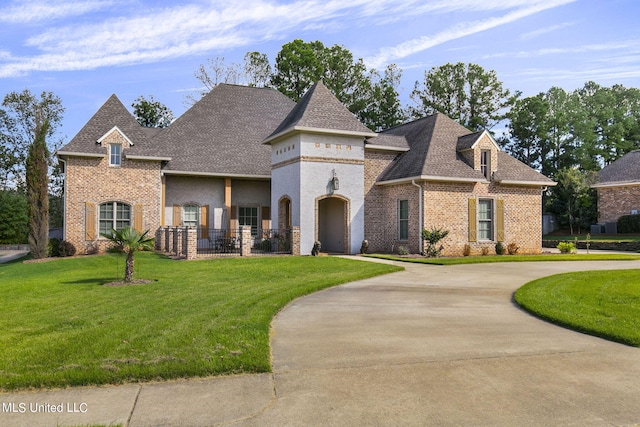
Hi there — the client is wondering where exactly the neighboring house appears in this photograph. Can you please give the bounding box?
[57,81,554,256]
[592,150,640,223]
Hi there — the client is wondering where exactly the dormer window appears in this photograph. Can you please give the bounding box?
[110,144,122,166]
[480,150,490,179]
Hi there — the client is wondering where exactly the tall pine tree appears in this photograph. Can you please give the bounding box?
[25,119,49,259]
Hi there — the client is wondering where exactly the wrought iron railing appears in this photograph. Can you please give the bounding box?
[196,228,241,256]
[251,229,292,255]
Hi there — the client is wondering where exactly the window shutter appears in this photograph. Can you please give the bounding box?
[261,206,270,232]
[85,202,96,240]
[496,199,505,242]
[200,205,209,238]
[173,205,181,226]
[133,204,144,233]
[468,198,477,242]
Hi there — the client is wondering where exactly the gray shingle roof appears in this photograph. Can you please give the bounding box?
[378,113,553,185]
[378,113,486,182]
[493,152,554,184]
[265,81,375,142]
[596,150,640,186]
[58,94,158,156]
[155,84,296,176]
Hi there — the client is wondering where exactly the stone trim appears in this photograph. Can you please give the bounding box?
[272,156,365,170]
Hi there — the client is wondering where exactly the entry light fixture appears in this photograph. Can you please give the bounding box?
[332,170,340,191]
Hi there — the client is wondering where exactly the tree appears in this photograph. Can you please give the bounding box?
[244,51,272,87]
[502,94,548,170]
[25,119,50,258]
[547,168,597,234]
[0,190,28,244]
[132,95,174,128]
[101,227,155,283]
[271,39,326,101]
[358,64,406,131]
[409,62,513,131]
[0,90,64,189]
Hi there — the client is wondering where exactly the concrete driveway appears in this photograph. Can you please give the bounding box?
[2,258,640,426]
[257,259,640,426]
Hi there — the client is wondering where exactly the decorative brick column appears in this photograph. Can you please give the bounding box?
[167,227,175,255]
[175,227,183,258]
[163,227,170,252]
[185,227,198,260]
[241,226,252,257]
[291,226,300,256]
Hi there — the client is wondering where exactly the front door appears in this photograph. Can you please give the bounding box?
[317,197,346,253]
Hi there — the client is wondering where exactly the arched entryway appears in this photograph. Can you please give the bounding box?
[316,195,349,254]
[278,196,292,230]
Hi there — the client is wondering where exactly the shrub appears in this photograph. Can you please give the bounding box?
[481,246,489,256]
[462,244,471,257]
[557,241,576,254]
[59,240,77,257]
[495,242,505,255]
[507,242,519,255]
[48,238,61,257]
[397,245,409,255]
[618,214,640,233]
[421,227,449,257]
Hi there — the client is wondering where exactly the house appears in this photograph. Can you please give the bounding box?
[592,150,640,223]
[57,81,554,257]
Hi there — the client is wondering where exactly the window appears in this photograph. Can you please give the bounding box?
[239,206,259,236]
[110,144,121,166]
[398,200,409,240]
[99,202,130,235]
[183,205,198,227]
[478,199,493,240]
[480,150,490,179]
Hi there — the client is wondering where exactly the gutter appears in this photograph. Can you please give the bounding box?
[411,179,424,255]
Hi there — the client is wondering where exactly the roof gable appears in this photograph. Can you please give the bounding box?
[58,94,156,156]
[264,81,375,144]
[456,130,500,151]
[97,126,134,148]
[377,113,554,186]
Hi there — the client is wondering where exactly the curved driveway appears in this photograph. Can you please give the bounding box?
[3,258,640,427]
[257,259,640,426]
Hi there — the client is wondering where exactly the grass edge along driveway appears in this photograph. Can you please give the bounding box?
[0,252,402,391]
[515,269,640,347]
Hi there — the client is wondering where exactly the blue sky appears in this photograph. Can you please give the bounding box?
[1,0,639,142]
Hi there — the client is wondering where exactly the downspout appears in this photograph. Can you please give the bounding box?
[58,157,67,241]
[411,179,424,255]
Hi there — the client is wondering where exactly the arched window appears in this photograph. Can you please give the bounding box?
[99,202,131,235]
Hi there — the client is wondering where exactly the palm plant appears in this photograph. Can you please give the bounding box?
[101,227,155,282]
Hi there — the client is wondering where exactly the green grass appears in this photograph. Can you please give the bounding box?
[364,253,640,265]
[514,270,640,346]
[0,252,401,391]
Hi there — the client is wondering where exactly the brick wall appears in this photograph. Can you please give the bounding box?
[64,154,162,254]
[597,186,640,223]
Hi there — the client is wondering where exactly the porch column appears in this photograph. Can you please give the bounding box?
[241,226,252,257]
[291,226,300,256]
[185,227,198,260]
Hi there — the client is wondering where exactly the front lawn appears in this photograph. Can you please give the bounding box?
[365,253,640,265]
[514,270,640,346]
[0,252,401,390]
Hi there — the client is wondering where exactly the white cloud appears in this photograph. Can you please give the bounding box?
[363,0,577,68]
[0,0,582,78]
[483,39,640,59]
[520,22,575,40]
[0,0,118,23]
